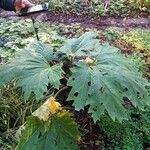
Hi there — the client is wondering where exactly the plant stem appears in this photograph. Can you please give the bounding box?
[31,17,40,41]
[54,86,68,98]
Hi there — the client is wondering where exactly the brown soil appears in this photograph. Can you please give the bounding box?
[0,11,150,30]
[39,12,150,29]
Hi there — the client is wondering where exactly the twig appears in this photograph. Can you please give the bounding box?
[54,86,68,98]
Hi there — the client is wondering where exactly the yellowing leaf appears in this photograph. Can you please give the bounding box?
[16,111,80,150]
[32,97,62,121]
[48,97,62,114]
[84,57,95,66]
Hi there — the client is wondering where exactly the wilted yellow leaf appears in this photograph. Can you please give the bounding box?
[32,97,62,121]
[48,97,62,114]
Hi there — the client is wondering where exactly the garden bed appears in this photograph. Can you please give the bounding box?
[0,2,150,149]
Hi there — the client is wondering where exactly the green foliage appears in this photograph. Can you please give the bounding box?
[0,86,40,149]
[107,0,129,17]
[0,19,33,61]
[0,32,150,122]
[104,28,122,42]
[0,42,64,100]
[47,0,149,16]
[99,105,150,149]
[126,0,150,10]
[49,0,65,11]
[117,29,150,69]
[0,87,38,131]
[0,31,150,149]
[126,30,150,53]
[99,115,143,150]
[130,53,148,73]
[16,111,80,150]
[59,32,99,55]
[0,19,65,62]
[60,32,149,122]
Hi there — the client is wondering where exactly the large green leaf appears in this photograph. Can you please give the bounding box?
[67,41,150,122]
[0,42,63,100]
[0,64,18,86]
[59,32,99,56]
[16,111,80,150]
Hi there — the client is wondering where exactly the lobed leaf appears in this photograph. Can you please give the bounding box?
[59,32,99,56]
[65,33,150,122]
[16,111,80,150]
[0,42,63,101]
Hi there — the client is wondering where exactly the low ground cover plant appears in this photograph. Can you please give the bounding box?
[0,19,65,62]
[47,0,150,16]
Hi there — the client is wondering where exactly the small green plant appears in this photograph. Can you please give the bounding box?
[0,32,149,149]
[47,0,149,16]
[104,28,122,42]
[0,19,65,62]
[107,0,129,17]
[130,53,148,73]
[99,115,143,150]
[99,104,150,150]
[122,29,150,53]
[126,0,150,10]
[48,0,66,11]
